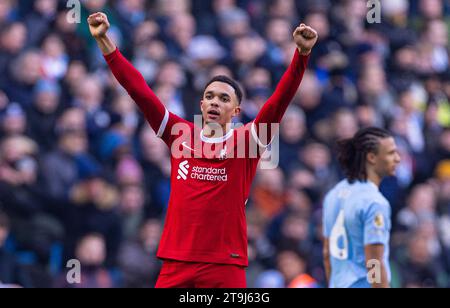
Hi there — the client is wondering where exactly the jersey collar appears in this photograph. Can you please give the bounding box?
[200,128,234,144]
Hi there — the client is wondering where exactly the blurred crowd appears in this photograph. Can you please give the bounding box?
[0,0,449,288]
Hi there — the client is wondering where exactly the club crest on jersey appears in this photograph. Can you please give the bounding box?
[374,213,385,228]
[219,145,228,160]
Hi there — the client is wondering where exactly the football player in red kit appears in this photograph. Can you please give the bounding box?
[88,12,318,288]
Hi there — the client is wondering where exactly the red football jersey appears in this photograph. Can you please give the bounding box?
[105,48,309,267]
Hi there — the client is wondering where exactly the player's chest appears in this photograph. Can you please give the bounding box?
[172,156,246,184]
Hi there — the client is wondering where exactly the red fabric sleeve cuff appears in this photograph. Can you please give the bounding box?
[103,47,119,63]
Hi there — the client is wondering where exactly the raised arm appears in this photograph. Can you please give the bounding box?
[88,12,170,137]
[252,24,317,146]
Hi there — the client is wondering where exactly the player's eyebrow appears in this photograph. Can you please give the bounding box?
[205,91,231,99]
[387,147,398,154]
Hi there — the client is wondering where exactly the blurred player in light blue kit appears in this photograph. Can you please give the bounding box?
[323,128,401,288]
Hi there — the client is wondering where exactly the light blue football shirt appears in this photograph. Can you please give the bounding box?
[323,180,391,288]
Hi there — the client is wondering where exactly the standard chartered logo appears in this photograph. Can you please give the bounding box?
[191,166,228,182]
[177,160,190,180]
[176,160,228,182]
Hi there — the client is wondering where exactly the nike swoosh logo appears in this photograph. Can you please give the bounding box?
[181,142,196,152]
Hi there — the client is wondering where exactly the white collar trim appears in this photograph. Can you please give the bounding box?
[200,129,234,143]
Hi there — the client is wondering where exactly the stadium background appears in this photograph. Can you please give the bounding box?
[0,0,449,288]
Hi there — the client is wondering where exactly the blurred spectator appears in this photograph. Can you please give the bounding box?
[0,102,27,137]
[133,39,166,84]
[294,70,324,132]
[0,211,32,288]
[276,250,319,288]
[114,0,146,39]
[277,213,312,254]
[117,219,162,288]
[109,94,139,138]
[0,135,62,264]
[0,22,28,87]
[24,0,58,47]
[56,233,117,288]
[331,109,359,141]
[278,106,307,172]
[54,10,88,62]
[61,159,122,267]
[265,18,292,68]
[26,79,61,152]
[231,34,267,80]
[71,75,110,143]
[417,19,448,74]
[40,33,69,80]
[299,141,338,194]
[395,227,448,288]
[185,35,226,92]
[4,50,42,106]
[246,208,275,286]
[358,64,396,121]
[252,168,285,219]
[118,183,146,241]
[267,0,298,22]
[166,12,196,59]
[0,0,16,26]
[396,184,438,233]
[40,108,88,200]
[139,127,171,216]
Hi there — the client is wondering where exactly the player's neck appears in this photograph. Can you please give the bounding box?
[366,169,382,188]
[202,123,233,139]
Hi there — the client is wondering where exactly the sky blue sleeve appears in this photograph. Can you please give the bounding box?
[363,202,391,246]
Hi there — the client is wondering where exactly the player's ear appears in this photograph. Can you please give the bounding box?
[200,100,205,113]
[232,105,241,118]
[366,152,377,165]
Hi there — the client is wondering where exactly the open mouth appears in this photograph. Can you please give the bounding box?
[207,110,221,119]
[208,110,220,116]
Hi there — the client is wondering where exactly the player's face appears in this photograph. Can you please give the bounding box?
[373,137,401,177]
[201,82,241,127]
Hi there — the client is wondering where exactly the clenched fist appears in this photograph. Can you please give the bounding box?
[88,12,110,38]
[293,24,318,56]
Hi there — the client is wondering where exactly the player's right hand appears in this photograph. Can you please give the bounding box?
[88,12,110,38]
[293,23,318,56]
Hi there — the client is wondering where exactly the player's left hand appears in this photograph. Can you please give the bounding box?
[293,24,318,56]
